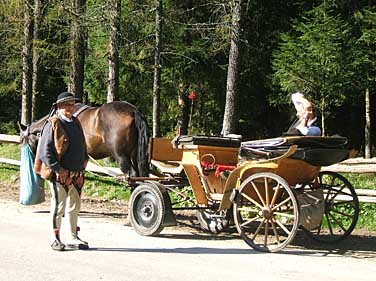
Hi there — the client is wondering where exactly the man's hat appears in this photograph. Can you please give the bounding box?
[54,92,79,105]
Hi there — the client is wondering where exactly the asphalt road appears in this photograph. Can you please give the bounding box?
[0,198,375,281]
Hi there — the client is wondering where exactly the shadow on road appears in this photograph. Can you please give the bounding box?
[291,233,376,259]
[87,246,259,255]
[33,208,376,258]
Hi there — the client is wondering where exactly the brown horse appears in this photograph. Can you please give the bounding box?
[20,101,149,177]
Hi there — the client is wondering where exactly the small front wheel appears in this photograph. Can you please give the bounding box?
[128,183,165,236]
[233,172,299,252]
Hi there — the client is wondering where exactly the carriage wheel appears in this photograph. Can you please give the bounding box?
[128,183,165,236]
[303,171,359,243]
[233,172,299,252]
[196,208,233,234]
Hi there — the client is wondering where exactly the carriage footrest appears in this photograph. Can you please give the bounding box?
[151,159,184,174]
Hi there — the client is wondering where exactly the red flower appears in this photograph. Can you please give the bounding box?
[188,91,196,100]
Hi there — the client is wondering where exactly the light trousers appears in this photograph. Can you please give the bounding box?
[49,181,81,242]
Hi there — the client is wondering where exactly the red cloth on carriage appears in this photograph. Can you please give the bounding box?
[200,160,236,177]
[214,164,236,177]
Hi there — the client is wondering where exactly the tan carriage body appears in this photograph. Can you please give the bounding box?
[149,137,320,207]
[129,136,359,252]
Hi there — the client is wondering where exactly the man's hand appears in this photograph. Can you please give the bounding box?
[56,168,69,184]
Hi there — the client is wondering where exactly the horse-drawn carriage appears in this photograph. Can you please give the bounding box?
[19,102,359,253]
[127,135,359,253]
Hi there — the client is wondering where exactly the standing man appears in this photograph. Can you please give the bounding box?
[35,92,89,251]
[287,92,321,136]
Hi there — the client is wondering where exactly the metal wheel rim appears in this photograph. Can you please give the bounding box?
[134,192,159,228]
[234,172,299,252]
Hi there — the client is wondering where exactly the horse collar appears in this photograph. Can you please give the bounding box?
[73,104,91,118]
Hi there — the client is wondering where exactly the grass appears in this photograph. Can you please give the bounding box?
[0,143,375,230]
[0,143,21,160]
[0,143,130,201]
[343,173,376,190]
[84,172,130,201]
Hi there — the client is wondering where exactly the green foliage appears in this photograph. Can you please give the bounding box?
[272,0,351,114]
[345,172,376,190]
[0,164,19,183]
[1,0,376,145]
[350,7,376,95]
[358,203,376,230]
[0,143,20,160]
[168,185,195,207]
[84,173,130,201]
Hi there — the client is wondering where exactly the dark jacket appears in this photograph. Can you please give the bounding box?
[34,115,88,179]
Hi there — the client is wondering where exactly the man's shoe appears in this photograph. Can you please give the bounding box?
[51,240,65,251]
[66,237,89,250]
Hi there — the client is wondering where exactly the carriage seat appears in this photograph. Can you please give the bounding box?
[241,136,349,166]
[149,138,184,174]
[173,135,242,148]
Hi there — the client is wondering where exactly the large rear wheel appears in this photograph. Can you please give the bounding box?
[303,171,359,243]
[233,172,299,252]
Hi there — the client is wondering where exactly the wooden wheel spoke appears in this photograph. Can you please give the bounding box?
[326,187,352,202]
[328,212,348,232]
[273,212,295,219]
[270,184,280,206]
[325,212,334,235]
[240,216,262,227]
[330,208,353,219]
[237,207,259,213]
[240,192,263,209]
[336,187,352,197]
[331,200,355,206]
[264,178,270,206]
[250,181,266,207]
[270,219,281,243]
[323,185,332,201]
[274,218,291,236]
[271,196,291,211]
[264,220,269,246]
[252,219,266,240]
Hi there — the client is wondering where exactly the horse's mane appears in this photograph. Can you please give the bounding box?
[29,115,49,134]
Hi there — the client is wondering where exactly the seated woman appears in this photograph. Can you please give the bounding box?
[286,92,321,136]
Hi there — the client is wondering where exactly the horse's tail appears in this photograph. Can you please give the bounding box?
[134,110,150,176]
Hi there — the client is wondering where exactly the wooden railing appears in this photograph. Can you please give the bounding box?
[0,134,123,177]
[1,134,376,202]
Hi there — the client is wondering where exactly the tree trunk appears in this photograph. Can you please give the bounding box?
[21,0,34,125]
[152,0,163,137]
[221,0,242,136]
[68,0,87,100]
[365,88,371,158]
[176,83,189,136]
[32,0,44,121]
[107,0,121,103]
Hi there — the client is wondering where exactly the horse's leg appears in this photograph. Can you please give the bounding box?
[130,149,139,177]
[115,154,132,176]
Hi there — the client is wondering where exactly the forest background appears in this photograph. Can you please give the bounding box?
[0,0,375,157]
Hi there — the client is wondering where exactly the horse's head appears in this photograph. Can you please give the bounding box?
[19,115,49,154]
